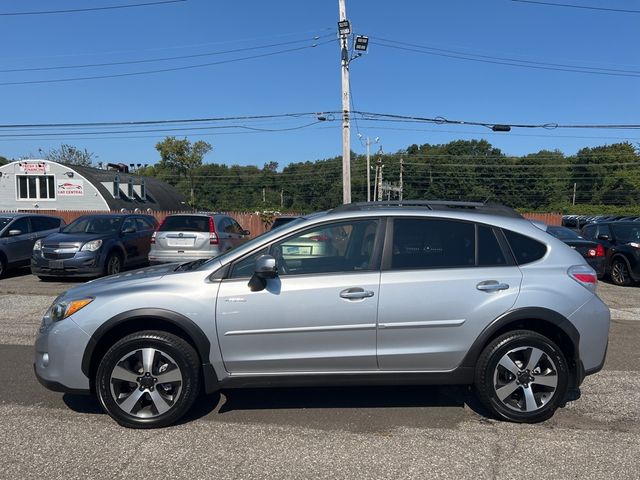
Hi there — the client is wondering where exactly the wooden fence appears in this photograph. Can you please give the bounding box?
[1,209,563,235]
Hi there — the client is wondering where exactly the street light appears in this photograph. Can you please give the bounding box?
[338,20,351,35]
[354,35,369,52]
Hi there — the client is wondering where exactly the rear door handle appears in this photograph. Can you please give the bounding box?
[340,288,375,300]
[476,280,510,292]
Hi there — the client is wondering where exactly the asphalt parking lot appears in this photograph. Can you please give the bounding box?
[0,269,638,480]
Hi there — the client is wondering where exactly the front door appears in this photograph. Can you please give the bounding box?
[377,218,522,371]
[216,218,382,373]
[3,217,33,264]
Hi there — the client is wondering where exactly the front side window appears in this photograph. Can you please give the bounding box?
[31,217,61,232]
[230,220,379,278]
[391,218,475,270]
[17,175,55,200]
[611,224,640,244]
[5,217,30,236]
[63,216,124,234]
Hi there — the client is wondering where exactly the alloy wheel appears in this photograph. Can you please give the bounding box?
[107,256,121,275]
[611,260,629,285]
[493,346,558,413]
[109,348,183,419]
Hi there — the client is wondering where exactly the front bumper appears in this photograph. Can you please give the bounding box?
[35,316,92,393]
[31,251,103,277]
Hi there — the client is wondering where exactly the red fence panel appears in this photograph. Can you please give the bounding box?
[522,212,563,226]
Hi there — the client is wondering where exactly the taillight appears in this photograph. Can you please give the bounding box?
[568,265,597,290]
[152,218,166,245]
[586,244,605,258]
[209,217,219,245]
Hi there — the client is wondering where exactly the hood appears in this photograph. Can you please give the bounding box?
[43,231,113,245]
[60,262,180,299]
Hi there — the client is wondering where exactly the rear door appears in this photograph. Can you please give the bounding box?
[155,215,210,253]
[376,218,522,371]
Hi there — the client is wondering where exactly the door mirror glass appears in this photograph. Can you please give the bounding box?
[242,229,251,236]
[597,234,610,241]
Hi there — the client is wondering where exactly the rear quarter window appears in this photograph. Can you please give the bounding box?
[503,229,547,265]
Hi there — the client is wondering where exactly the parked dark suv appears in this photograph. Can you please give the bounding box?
[31,214,158,278]
[0,213,64,277]
[581,221,640,286]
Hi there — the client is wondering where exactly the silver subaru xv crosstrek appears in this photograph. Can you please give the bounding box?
[35,201,610,428]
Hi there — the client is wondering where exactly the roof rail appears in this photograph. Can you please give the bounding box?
[330,200,523,219]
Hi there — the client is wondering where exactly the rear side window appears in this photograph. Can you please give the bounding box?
[503,230,547,265]
[391,219,475,269]
[160,216,210,232]
[31,216,61,232]
[478,225,507,266]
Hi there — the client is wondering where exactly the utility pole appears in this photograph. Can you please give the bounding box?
[359,135,380,202]
[338,0,351,204]
[262,187,266,203]
[280,189,284,209]
[572,182,577,206]
[376,157,384,201]
[399,156,404,201]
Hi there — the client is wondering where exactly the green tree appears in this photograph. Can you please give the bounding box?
[0,155,8,166]
[45,144,95,166]
[155,137,212,207]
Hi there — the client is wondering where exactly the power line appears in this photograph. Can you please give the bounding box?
[512,0,640,14]
[0,34,332,73]
[0,40,333,86]
[369,37,640,78]
[0,0,187,16]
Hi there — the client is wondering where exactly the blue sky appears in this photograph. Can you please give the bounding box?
[1,0,639,168]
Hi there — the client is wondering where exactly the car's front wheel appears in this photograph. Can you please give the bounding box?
[96,331,201,428]
[474,330,569,423]
[104,252,122,276]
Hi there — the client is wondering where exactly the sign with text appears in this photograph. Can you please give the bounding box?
[56,179,84,196]
[18,161,49,174]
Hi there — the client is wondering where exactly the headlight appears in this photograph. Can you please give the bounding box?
[81,239,103,252]
[33,239,42,251]
[48,297,94,323]
[628,242,640,249]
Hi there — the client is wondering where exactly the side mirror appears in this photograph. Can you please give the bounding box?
[8,229,22,236]
[242,229,251,236]
[121,227,136,234]
[248,254,277,292]
[597,234,610,241]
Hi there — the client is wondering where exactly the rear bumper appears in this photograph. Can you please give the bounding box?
[149,248,221,265]
[586,257,606,278]
[569,295,610,376]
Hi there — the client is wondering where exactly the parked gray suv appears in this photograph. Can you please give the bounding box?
[35,201,610,428]
[148,213,250,265]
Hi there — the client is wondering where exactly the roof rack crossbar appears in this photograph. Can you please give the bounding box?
[330,200,522,218]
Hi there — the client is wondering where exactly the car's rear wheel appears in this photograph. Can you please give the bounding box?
[474,330,569,423]
[96,331,201,428]
[610,258,632,286]
[104,252,122,276]
[0,255,6,278]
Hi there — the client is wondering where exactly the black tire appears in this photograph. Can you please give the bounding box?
[95,330,201,429]
[474,330,569,423]
[610,258,633,286]
[104,252,122,276]
[0,255,6,278]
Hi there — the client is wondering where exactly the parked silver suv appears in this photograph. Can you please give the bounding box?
[35,201,610,428]
[148,213,250,265]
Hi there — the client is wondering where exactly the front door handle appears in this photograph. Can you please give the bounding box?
[476,280,510,292]
[340,288,375,300]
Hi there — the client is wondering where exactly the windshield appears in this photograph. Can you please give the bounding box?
[0,217,11,231]
[546,226,582,240]
[63,216,124,234]
[612,224,640,244]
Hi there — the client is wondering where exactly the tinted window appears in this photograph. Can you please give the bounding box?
[31,217,61,232]
[271,217,299,230]
[503,230,547,265]
[598,225,612,238]
[391,219,475,270]
[63,216,123,234]
[0,217,11,230]
[136,217,155,232]
[611,224,640,243]
[582,225,596,240]
[231,219,244,234]
[547,226,582,240]
[273,220,378,276]
[218,217,233,233]
[160,215,210,232]
[7,217,30,235]
[122,218,137,233]
[478,225,507,266]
